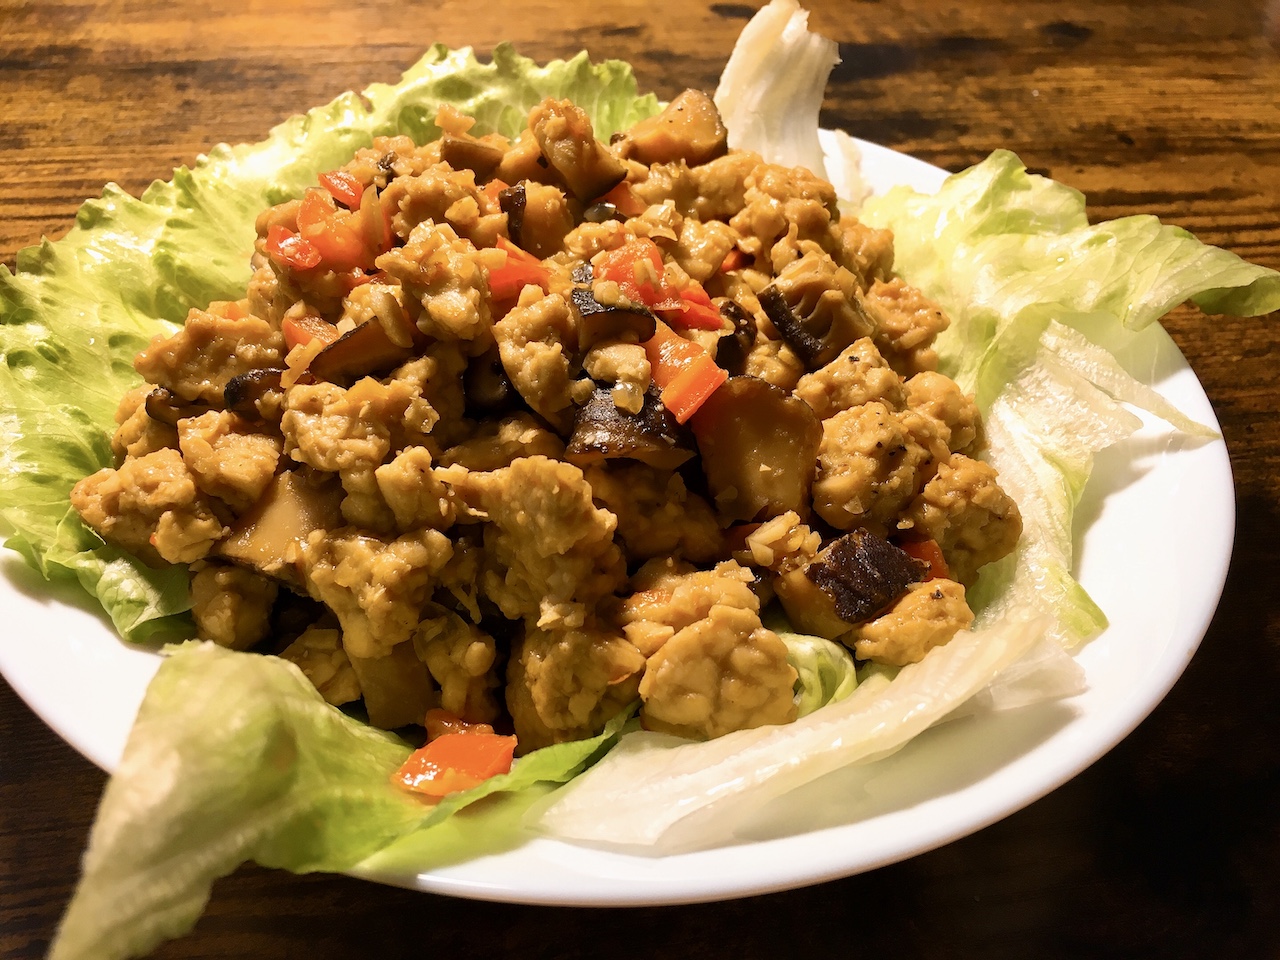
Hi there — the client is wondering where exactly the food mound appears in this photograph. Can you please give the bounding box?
[69,89,1022,752]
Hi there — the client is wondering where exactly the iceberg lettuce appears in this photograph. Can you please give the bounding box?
[2,9,1278,957]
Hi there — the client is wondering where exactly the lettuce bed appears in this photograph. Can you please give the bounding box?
[2,26,1278,960]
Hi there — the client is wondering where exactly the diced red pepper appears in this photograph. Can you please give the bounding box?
[318,170,364,209]
[481,178,511,207]
[719,248,750,273]
[488,236,552,302]
[296,188,370,272]
[658,284,725,331]
[281,314,340,351]
[264,224,321,271]
[900,538,950,581]
[294,186,393,273]
[393,732,518,798]
[208,300,249,320]
[594,238,681,310]
[424,708,496,742]
[641,319,728,423]
[600,181,647,218]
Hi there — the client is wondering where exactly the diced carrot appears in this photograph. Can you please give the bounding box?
[641,319,728,423]
[393,732,517,798]
[900,538,950,580]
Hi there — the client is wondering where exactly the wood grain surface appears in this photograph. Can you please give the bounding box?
[3,1,1279,958]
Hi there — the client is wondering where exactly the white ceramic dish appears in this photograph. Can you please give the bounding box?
[0,137,1234,906]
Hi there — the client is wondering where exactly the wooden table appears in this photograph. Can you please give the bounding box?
[3,1,1278,957]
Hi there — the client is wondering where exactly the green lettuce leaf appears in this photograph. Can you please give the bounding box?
[862,149,1280,406]
[49,642,635,960]
[0,44,659,639]
[861,150,1280,646]
[777,626,859,718]
[48,642,422,960]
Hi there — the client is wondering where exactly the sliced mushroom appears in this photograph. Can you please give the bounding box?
[348,640,437,730]
[439,133,506,179]
[570,287,657,351]
[143,387,215,427]
[309,320,416,383]
[713,300,756,376]
[216,470,344,587]
[690,376,822,522]
[775,529,928,640]
[615,89,728,167]
[564,385,695,471]
[759,282,875,370]
[223,368,285,419]
[530,98,628,202]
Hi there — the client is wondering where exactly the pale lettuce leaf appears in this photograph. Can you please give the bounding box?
[50,642,635,960]
[861,149,1280,406]
[713,0,839,177]
[536,616,1045,852]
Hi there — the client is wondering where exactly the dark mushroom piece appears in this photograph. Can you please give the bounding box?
[564,385,695,471]
[309,319,418,383]
[581,201,623,224]
[713,300,756,376]
[774,529,928,641]
[758,283,875,371]
[498,183,527,249]
[223,368,285,419]
[143,387,215,426]
[570,287,657,351]
[689,375,822,522]
[463,344,518,417]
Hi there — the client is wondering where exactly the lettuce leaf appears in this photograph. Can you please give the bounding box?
[49,642,635,960]
[0,44,659,640]
[713,0,839,178]
[536,615,1046,852]
[777,626,859,718]
[861,149,1280,406]
[862,150,1280,646]
[49,642,422,960]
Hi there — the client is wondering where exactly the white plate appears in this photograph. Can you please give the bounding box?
[0,139,1233,906]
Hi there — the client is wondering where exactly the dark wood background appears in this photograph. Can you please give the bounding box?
[3,1,1279,957]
